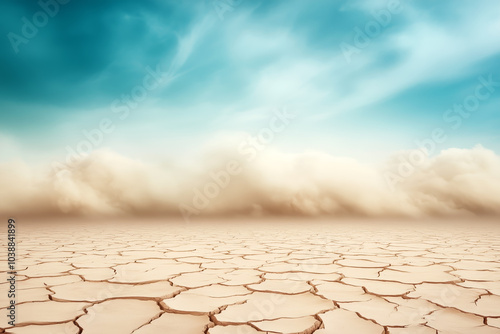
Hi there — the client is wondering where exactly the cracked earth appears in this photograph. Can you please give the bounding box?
[1,219,500,334]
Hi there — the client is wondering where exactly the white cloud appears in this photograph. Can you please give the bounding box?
[326,1,500,115]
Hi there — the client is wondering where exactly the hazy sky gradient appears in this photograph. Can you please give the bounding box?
[0,0,499,164]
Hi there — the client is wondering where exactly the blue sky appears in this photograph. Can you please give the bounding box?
[0,0,499,164]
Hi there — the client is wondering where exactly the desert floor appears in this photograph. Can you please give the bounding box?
[1,218,500,334]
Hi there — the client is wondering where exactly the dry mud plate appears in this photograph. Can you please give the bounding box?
[1,219,500,334]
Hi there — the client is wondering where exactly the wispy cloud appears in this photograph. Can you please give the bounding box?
[0,0,499,163]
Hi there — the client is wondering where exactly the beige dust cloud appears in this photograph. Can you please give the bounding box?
[1,145,499,218]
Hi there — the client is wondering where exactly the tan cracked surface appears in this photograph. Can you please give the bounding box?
[1,219,500,334]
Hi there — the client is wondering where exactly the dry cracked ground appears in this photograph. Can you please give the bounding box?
[1,218,500,334]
